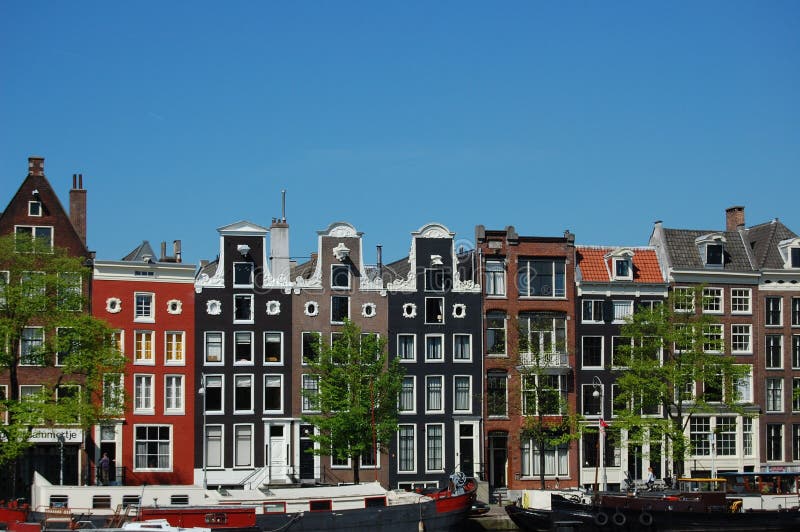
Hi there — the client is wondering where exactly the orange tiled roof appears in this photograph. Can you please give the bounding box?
[576,247,664,283]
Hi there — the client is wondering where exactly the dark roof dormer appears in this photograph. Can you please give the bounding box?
[778,237,800,269]
[695,233,726,269]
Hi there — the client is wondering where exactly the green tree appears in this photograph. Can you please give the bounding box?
[517,313,583,489]
[614,287,751,478]
[300,319,404,484]
[0,235,127,469]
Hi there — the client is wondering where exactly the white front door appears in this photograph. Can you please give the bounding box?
[267,424,287,481]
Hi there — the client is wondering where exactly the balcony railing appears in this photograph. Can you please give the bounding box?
[519,351,569,367]
[94,465,126,486]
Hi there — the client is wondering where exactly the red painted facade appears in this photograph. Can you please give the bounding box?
[92,251,197,486]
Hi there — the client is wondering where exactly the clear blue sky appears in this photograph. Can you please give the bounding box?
[2,1,798,265]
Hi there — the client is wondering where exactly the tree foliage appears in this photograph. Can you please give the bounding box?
[614,287,751,477]
[0,235,127,465]
[300,319,404,484]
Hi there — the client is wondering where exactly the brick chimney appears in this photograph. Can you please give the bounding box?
[725,206,745,231]
[70,173,87,245]
[28,156,45,177]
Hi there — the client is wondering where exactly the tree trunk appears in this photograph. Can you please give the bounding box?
[352,459,360,485]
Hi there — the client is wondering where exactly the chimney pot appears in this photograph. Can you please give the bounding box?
[725,206,745,231]
[28,156,45,177]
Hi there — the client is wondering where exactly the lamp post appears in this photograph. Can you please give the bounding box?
[592,376,607,492]
[198,374,207,489]
[56,432,65,486]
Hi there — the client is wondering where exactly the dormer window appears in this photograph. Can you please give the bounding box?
[606,248,634,281]
[695,234,726,268]
[706,244,723,266]
[778,238,800,269]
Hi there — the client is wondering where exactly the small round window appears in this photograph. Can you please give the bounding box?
[304,301,319,317]
[266,300,281,316]
[362,303,377,318]
[106,297,122,314]
[206,300,222,315]
[452,303,466,319]
[402,303,417,319]
[167,299,182,315]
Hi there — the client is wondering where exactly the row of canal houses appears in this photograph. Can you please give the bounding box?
[2,156,800,501]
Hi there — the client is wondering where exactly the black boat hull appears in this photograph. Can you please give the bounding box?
[506,495,800,532]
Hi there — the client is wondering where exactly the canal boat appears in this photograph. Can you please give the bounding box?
[506,477,800,531]
[13,472,475,532]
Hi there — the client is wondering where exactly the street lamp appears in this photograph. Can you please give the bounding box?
[591,376,607,492]
[198,373,207,489]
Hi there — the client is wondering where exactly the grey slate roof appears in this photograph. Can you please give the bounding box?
[661,228,756,272]
[744,220,798,270]
[122,241,158,262]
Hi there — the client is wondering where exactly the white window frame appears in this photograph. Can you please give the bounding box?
[612,300,634,323]
[134,330,155,365]
[582,300,604,323]
[55,327,75,367]
[263,374,283,414]
[28,200,42,217]
[134,292,155,322]
[301,331,321,365]
[233,294,254,323]
[301,374,320,413]
[20,326,44,366]
[203,375,224,414]
[263,331,283,365]
[487,372,508,418]
[453,375,472,413]
[232,262,255,288]
[15,225,53,252]
[673,287,695,313]
[397,333,416,362]
[133,424,172,471]
[164,374,185,414]
[425,423,445,473]
[424,334,444,363]
[731,288,752,315]
[397,424,416,474]
[485,259,506,297]
[164,331,185,365]
[330,264,351,289]
[204,331,224,365]
[133,374,154,414]
[424,297,445,324]
[613,257,633,280]
[231,330,254,365]
[702,287,723,314]
[425,375,444,413]
[766,335,783,369]
[233,423,254,468]
[233,374,254,414]
[453,333,472,362]
[102,373,123,414]
[206,424,224,469]
[330,295,349,324]
[766,377,783,413]
[766,296,783,326]
[581,335,604,369]
[703,324,723,354]
[57,272,82,311]
[766,424,784,462]
[399,375,416,414]
[731,324,752,354]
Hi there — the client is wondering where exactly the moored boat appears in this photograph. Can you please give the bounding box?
[506,477,800,532]
[18,472,475,532]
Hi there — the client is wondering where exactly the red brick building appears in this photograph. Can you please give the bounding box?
[475,226,578,494]
[0,156,91,495]
[92,240,196,485]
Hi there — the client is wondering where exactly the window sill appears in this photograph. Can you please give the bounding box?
[134,318,155,324]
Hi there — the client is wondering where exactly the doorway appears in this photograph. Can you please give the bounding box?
[488,431,508,488]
